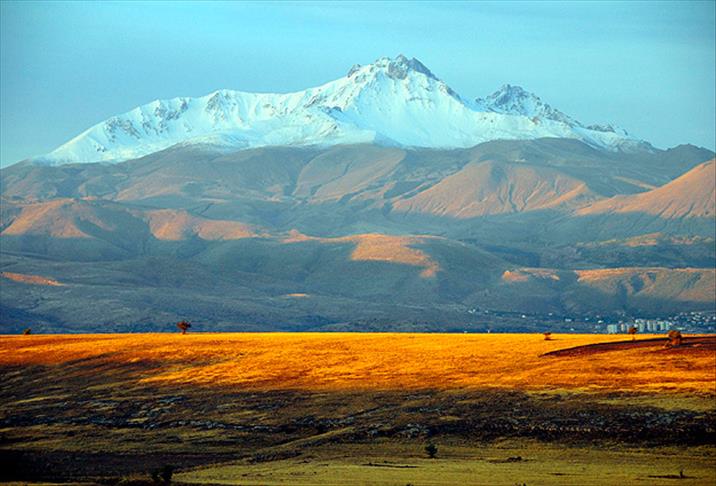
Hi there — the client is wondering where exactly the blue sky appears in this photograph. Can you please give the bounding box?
[1,0,714,166]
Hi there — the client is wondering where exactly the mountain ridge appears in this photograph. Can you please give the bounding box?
[1,61,714,332]
[578,159,715,219]
[32,55,650,166]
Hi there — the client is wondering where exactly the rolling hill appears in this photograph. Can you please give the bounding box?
[1,138,714,331]
[553,160,716,241]
[579,159,715,219]
[1,57,714,332]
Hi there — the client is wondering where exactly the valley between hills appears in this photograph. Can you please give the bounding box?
[1,139,714,332]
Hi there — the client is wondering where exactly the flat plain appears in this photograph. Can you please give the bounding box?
[1,333,714,484]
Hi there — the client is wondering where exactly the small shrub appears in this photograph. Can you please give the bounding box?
[425,443,437,458]
[176,320,191,335]
[22,328,31,335]
[628,326,638,340]
[667,330,683,347]
[151,465,174,484]
[543,332,552,341]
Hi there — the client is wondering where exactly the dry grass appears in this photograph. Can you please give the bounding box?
[177,441,716,486]
[282,232,441,277]
[576,267,707,282]
[578,159,715,219]
[0,272,64,286]
[1,333,714,484]
[502,268,561,282]
[146,209,256,241]
[2,333,713,395]
[344,234,440,278]
[1,198,89,238]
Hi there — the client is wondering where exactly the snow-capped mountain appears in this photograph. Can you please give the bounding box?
[474,84,631,137]
[474,84,580,126]
[34,55,649,165]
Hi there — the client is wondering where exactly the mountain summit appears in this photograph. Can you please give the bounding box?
[475,84,579,126]
[34,55,649,166]
[348,54,439,81]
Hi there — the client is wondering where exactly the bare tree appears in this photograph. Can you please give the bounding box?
[628,326,637,341]
[177,320,191,335]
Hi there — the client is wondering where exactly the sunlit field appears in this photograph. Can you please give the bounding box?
[2,333,714,393]
[1,333,714,484]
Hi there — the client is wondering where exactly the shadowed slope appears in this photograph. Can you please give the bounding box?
[575,267,716,305]
[1,141,714,330]
[1,199,259,243]
[547,160,716,241]
[579,159,715,219]
[1,198,146,240]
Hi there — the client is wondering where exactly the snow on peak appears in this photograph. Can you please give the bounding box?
[475,84,579,127]
[33,55,649,165]
[586,123,629,136]
[348,55,437,80]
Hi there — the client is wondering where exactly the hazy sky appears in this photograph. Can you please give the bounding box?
[1,1,714,166]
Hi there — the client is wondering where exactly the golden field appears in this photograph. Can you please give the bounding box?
[1,332,714,484]
[2,332,714,394]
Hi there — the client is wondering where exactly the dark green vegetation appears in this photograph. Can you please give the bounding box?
[1,139,714,332]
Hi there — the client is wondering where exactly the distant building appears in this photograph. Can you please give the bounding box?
[610,319,673,334]
[635,319,671,332]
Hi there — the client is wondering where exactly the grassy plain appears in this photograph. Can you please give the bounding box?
[1,333,714,484]
[177,441,716,486]
[4,333,715,393]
